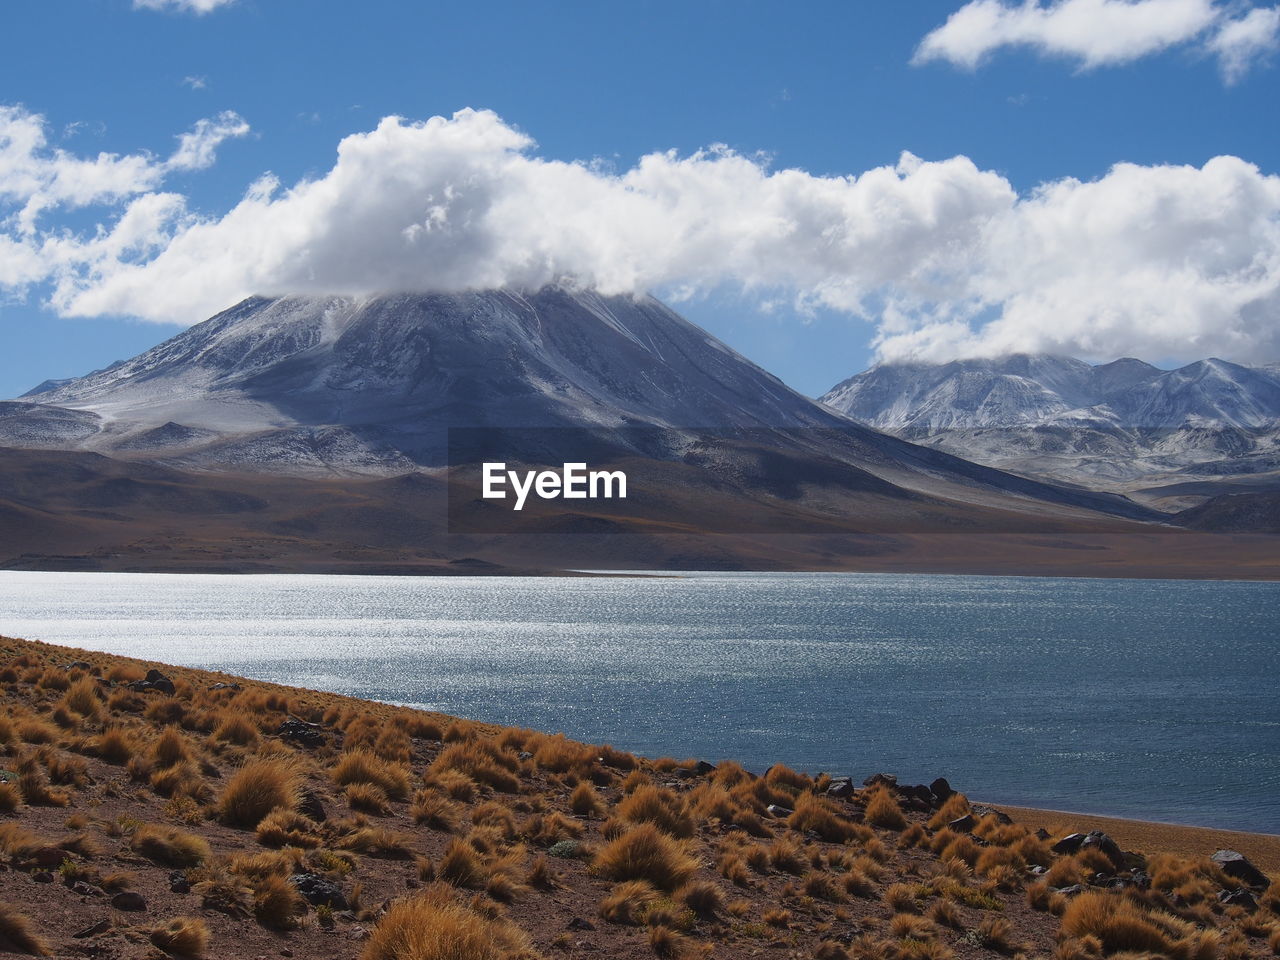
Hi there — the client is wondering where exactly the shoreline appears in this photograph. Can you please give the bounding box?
[5,632,1275,861]
[4,563,1280,584]
[989,803,1280,874]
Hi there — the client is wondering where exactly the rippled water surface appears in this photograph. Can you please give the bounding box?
[2,570,1277,832]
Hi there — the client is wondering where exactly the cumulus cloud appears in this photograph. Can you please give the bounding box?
[133,0,236,13]
[2,106,1279,365]
[915,0,1280,82]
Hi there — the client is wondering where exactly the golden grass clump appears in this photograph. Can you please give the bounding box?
[411,790,460,832]
[16,718,58,745]
[927,793,971,831]
[520,811,582,847]
[400,713,444,741]
[150,916,209,958]
[530,732,595,773]
[616,784,695,838]
[256,809,323,849]
[0,901,50,956]
[253,873,306,928]
[940,834,981,868]
[359,884,532,960]
[599,880,661,925]
[218,756,301,829]
[570,781,605,817]
[648,924,684,958]
[61,677,102,721]
[331,748,412,801]
[423,769,476,802]
[94,725,138,764]
[677,879,723,918]
[863,786,907,830]
[438,837,488,888]
[211,710,260,747]
[17,768,68,807]
[429,741,521,793]
[347,782,391,814]
[789,793,858,843]
[1060,890,1190,956]
[763,763,811,792]
[130,824,211,867]
[592,823,698,892]
[151,726,193,769]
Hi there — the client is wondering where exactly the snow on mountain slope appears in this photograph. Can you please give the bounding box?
[820,354,1280,495]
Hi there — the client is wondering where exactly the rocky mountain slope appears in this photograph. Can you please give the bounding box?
[821,355,1280,504]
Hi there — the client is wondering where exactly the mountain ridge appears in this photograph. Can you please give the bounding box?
[820,353,1280,501]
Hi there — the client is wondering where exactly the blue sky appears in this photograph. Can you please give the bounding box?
[2,0,1278,399]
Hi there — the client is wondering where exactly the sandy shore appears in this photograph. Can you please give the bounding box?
[996,803,1280,873]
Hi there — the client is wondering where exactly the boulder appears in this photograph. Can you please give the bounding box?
[766,804,794,818]
[970,804,1012,825]
[948,814,976,833]
[127,669,175,696]
[1219,888,1258,909]
[1052,833,1088,855]
[278,718,326,748]
[111,891,147,911]
[863,773,898,788]
[693,760,716,776]
[904,784,934,803]
[73,919,111,939]
[1081,831,1127,870]
[826,777,855,799]
[27,845,68,868]
[289,873,348,909]
[929,777,954,801]
[1211,850,1269,888]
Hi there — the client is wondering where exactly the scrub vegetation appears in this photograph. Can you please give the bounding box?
[0,634,1274,959]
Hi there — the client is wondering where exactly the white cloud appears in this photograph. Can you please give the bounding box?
[0,106,248,236]
[3,107,1280,365]
[874,155,1280,362]
[182,76,208,90]
[915,0,1280,82]
[1208,6,1280,82]
[133,0,235,13]
[168,111,250,171]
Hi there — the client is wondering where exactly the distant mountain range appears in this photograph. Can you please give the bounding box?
[821,354,1280,505]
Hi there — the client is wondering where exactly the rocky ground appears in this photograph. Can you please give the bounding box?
[0,634,1276,960]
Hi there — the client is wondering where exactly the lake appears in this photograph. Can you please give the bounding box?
[1,570,1276,833]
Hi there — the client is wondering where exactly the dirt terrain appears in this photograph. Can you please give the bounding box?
[3,448,1278,580]
[0,634,1276,959]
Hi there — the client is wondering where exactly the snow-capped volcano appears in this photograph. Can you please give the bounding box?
[14,289,847,472]
[820,354,1280,495]
[1,289,1154,523]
